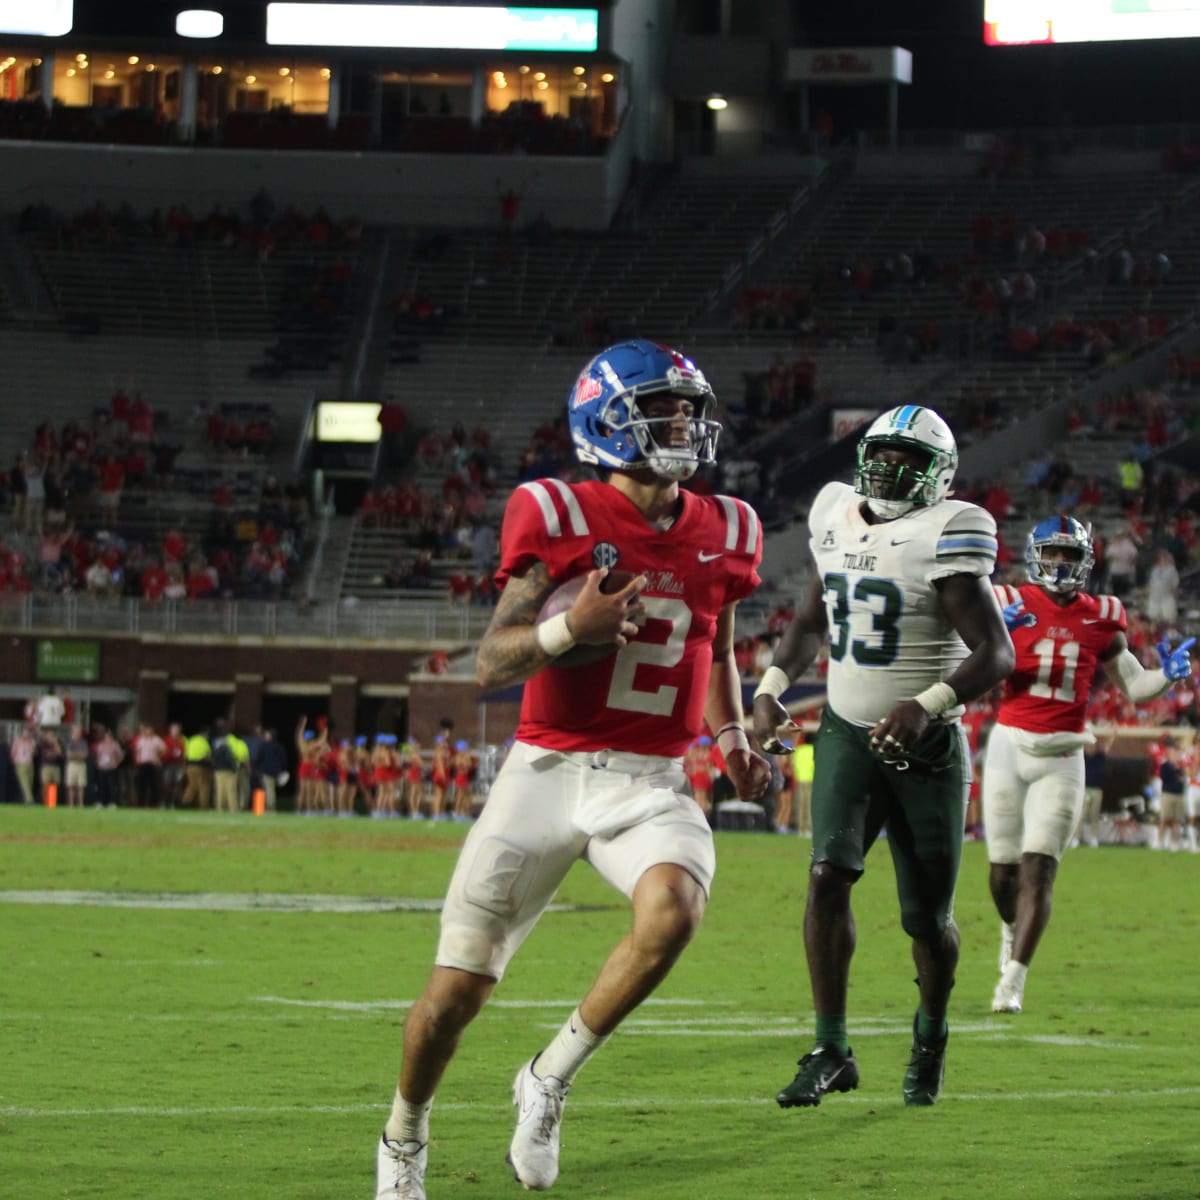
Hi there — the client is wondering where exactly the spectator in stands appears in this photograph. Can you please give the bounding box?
[1146,548,1180,625]
[22,454,45,535]
[127,394,155,444]
[447,570,472,607]
[140,556,169,602]
[96,453,125,520]
[496,179,524,239]
[38,519,74,592]
[1105,526,1142,599]
[1076,476,1105,518]
[9,453,26,529]
[84,555,115,597]
[982,479,1014,523]
[1118,453,1145,509]
[185,555,218,600]
[163,563,187,602]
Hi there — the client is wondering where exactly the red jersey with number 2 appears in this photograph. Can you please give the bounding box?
[993,583,1125,734]
[496,478,762,756]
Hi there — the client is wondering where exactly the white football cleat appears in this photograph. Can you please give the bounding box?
[998,921,1015,973]
[508,1058,569,1190]
[991,972,1024,1014]
[376,1133,427,1200]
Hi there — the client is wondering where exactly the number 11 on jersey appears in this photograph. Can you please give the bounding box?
[1028,638,1080,702]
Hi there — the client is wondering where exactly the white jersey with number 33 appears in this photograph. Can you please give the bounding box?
[808,481,998,728]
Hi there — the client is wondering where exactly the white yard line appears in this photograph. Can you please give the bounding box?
[4,1086,1199,1120]
[252,995,731,1011]
[0,889,612,914]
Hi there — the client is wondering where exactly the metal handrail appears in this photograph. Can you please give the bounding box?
[0,593,496,643]
[0,589,780,642]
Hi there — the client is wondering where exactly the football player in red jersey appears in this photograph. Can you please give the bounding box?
[985,515,1194,1014]
[373,340,771,1200]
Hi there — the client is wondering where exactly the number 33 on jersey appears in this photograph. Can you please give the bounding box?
[993,582,1125,734]
[807,480,998,728]
[497,478,762,756]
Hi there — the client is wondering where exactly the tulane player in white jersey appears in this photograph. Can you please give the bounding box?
[753,405,1014,1109]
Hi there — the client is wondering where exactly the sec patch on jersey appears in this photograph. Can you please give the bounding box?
[537,569,639,669]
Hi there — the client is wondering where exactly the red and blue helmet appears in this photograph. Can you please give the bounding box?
[1025,515,1094,593]
[567,340,720,481]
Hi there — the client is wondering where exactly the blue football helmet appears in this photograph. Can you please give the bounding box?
[1025,516,1094,593]
[854,405,958,518]
[567,340,720,481]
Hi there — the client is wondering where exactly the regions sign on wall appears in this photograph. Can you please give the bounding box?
[36,639,101,683]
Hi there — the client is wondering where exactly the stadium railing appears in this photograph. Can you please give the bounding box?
[1,591,782,645]
[1,593,494,642]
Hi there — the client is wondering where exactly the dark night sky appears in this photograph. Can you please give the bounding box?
[53,1,1200,130]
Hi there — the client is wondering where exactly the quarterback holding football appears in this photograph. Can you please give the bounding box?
[373,339,771,1199]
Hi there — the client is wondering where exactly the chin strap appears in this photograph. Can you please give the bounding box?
[865,497,916,519]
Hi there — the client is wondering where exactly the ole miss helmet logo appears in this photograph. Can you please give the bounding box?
[572,376,603,409]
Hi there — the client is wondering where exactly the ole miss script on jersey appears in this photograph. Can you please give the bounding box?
[496,478,762,756]
[993,583,1125,734]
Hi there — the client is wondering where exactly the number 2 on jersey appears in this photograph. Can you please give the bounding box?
[606,596,691,715]
[1028,637,1080,701]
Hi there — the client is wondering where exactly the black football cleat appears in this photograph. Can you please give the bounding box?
[776,1044,860,1108]
[903,1013,948,1106]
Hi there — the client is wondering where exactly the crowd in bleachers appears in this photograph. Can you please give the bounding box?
[0,394,309,602]
[357,420,502,604]
[18,191,364,260]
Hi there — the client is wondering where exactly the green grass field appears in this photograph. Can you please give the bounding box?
[1,807,1198,1200]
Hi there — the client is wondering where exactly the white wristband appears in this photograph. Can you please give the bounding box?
[535,612,576,658]
[753,666,791,700]
[913,681,958,717]
[716,723,750,755]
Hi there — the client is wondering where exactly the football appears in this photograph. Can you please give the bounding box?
[537,569,640,669]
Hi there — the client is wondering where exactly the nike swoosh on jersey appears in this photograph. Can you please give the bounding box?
[1082,618,1102,624]
[698,551,722,562]
[890,538,912,546]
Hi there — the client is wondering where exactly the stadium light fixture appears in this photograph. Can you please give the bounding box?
[176,9,224,39]
[706,95,728,111]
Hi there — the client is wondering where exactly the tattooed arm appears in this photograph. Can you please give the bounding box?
[475,561,646,690]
